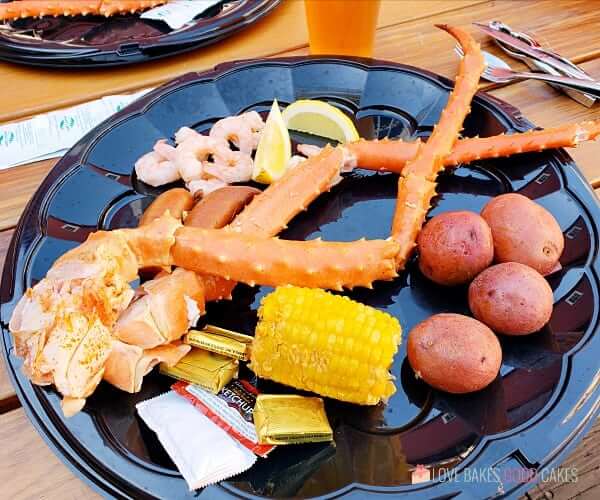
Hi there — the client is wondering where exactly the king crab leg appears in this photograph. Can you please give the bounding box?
[171,226,399,291]
[0,0,166,21]
[345,119,600,173]
[390,25,485,268]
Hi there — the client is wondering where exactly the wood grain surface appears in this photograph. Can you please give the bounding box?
[0,1,598,498]
[0,408,100,500]
[0,159,58,231]
[524,423,600,500]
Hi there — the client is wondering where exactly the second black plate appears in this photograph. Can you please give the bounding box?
[0,0,280,67]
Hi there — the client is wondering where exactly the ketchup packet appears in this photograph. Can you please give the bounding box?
[173,380,276,458]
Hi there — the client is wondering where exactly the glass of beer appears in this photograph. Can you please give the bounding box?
[304,0,381,57]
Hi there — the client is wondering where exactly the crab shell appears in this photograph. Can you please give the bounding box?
[347,120,600,174]
[0,0,166,21]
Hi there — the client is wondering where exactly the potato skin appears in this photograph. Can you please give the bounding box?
[468,262,553,335]
[417,211,494,286]
[407,313,502,393]
[184,185,261,229]
[481,193,564,275]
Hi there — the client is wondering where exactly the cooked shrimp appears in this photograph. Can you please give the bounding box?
[203,150,254,184]
[241,111,265,149]
[174,126,200,145]
[210,116,255,155]
[187,178,228,197]
[174,134,229,182]
[241,110,265,131]
[134,140,180,187]
[153,139,177,161]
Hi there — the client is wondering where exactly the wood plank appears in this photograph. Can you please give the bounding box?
[0,229,18,413]
[0,360,18,414]
[0,158,58,231]
[524,420,600,500]
[375,0,600,77]
[0,0,486,123]
[0,408,100,499]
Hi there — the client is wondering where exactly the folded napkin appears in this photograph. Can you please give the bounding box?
[0,89,151,170]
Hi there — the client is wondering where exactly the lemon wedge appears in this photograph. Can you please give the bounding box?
[282,99,359,144]
[252,99,292,184]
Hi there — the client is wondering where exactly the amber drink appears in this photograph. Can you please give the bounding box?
[304,0,381,57]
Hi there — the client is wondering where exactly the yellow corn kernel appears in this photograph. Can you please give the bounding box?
[249,286,402,405]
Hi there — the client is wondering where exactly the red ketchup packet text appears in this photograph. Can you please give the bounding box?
[172,380,276,458]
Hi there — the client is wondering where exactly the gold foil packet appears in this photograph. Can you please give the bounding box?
[160,348,238,393]
[253,394,333,445]
[184,325,253,361]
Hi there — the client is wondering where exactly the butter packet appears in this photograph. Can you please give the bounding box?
[159,348,238,393]
[254,394,333,445]
[136,391,256,490]
[184,325,253,361]
[173,380,276,458]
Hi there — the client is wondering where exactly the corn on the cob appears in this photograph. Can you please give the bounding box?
[249,287,401,405]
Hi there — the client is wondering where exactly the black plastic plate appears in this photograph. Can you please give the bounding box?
[1,57,599,499]
[0,0,280,67]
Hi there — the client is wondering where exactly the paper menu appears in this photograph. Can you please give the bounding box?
[0,88,152,171]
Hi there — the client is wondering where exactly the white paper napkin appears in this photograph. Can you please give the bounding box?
[137,390,256,490]
[0,89,152,170]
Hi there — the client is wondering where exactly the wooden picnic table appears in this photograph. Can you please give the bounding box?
[0,1,599,498]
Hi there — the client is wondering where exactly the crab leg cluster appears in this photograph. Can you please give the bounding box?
[168,25,484,285]
[0,0,166,21]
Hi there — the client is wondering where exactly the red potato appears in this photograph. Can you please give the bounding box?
[468,262,553,335]
[417,211,494,286]
[481,193,564,275]
[407,313,502,394]
[184,185,261,229]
